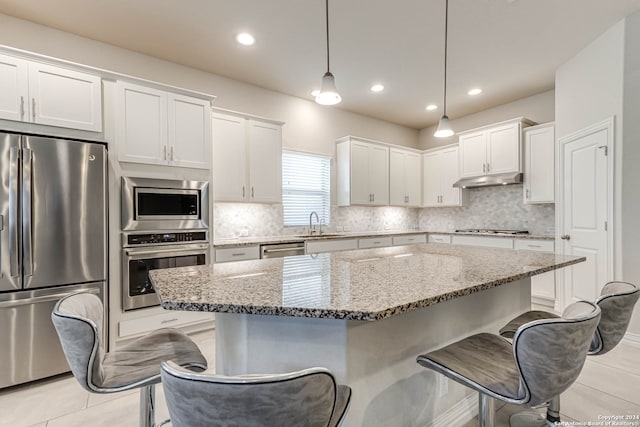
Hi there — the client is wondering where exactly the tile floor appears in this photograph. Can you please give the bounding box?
[1,327,638,427]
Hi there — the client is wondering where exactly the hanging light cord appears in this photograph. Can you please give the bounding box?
[442,0,449,115]
[325,0,331,73]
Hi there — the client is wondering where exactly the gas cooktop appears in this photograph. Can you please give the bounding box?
[454,229,529,235]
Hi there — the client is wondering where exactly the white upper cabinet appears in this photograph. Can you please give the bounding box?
[422,145,465,207]
[211,111,283,203]
[0,53,102,132]
[337,136,389,206]
[524,122,555,204]
[389,148,421,207]
[459,118,533,178]
[117,81,211,169]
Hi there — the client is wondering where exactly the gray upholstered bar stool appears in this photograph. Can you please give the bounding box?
[161,360,352,427]
[499,281,639,426]
[52,292,208,427]
[416,301,601,427]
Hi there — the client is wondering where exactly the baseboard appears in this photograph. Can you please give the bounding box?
[622,331,640,348]
[429,393,478,427]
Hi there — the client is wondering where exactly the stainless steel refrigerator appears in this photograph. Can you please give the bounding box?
[0,132,107,388]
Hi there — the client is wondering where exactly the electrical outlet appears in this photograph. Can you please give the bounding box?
[438,374,448,397]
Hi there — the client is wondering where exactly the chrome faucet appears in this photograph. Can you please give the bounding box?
[309,211,322,235]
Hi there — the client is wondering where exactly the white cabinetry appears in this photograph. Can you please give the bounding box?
[392,234,426,246]
[428,234,451,244]
[211,111,283,203]
[0,53,102,131]
[337,137,389,206]
[422,145,465,207]
[116,81,211,169]
[119,311,214,338]
[459,118,533,178]
[451,235,514,249]
[214,246,260,263]
[358,236,393,249]
[515,238,556,304]
[524,122,555,204]
[389,148,421,207]
[306,239,358,254]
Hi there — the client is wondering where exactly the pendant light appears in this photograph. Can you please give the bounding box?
[315,0,341,105]
[434,0,454,138]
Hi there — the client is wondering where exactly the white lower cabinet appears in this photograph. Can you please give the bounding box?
[427,234,451,244]
[358,236,393,249]
[306,239,358,254]
[392,234,426,246]
[515,239,556,304]
[451,235,514,249]
[119,311,214,338]
[214,246,260,263]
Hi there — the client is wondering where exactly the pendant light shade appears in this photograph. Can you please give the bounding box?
[316,0,341,105]
[434,0,452,138]
[434,115,454,138]
[316,71,341,105]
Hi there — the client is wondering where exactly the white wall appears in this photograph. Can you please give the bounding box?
[0,13,419,157]
[555,16,640,338]
[418,90,555,150]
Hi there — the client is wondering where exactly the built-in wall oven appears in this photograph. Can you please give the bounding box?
[121,177,210,311]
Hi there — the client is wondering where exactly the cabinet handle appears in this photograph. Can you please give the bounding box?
[31,98,36,120]
[483,163,486,173]
[560,234,571,240]
[231,253,246,257]
[163,146,167,160]
[242,186,245,198]
[170,146,174,161]
[160,318,179,324]
[251,187,254,198]
[487,163,490,172]
[372,194,375,203]
[526,189,530,199]
[20,96,24,120]
[527,245,541,248]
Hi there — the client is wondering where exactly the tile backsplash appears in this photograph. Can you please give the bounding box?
[213,184,554,240]
[419,184,555,235]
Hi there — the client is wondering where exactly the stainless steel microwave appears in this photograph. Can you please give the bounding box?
[121,177,209,231]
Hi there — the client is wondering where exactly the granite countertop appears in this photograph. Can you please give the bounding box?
[150,243,582,321]
[213,230,554,248]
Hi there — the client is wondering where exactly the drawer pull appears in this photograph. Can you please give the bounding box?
[231,253,246,257]
[161,318,179,324]
[527,245,541,248]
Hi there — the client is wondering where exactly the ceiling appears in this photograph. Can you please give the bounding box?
[1,0,640,129]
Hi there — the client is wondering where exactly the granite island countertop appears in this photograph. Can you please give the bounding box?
[150,243,582,321]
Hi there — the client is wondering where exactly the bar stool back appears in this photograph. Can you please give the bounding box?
[161,360,352,427]
[52,292,208,427]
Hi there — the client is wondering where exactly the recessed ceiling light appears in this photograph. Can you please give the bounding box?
[370,84,385,93]
[311,90,320,97]
[426,104,438,111]
[468,88,483,96]
[236,33,255,46]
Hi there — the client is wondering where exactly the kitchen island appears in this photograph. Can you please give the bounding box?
[150,243,584,426]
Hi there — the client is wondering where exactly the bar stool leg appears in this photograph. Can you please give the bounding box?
[478,393,495,427]
[140,384,155,427]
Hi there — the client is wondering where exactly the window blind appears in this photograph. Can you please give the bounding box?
[282,151,330,227]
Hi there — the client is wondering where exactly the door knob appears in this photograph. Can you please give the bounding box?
[560,234,571,240]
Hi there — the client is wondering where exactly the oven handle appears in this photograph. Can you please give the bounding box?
[124,245,209,258]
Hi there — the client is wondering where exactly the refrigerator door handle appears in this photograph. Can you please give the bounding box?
[22,148,33,277]
[0,287,100,308]
[9,147,20,278]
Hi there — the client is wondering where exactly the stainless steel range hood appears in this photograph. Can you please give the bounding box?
[452,172,523,188]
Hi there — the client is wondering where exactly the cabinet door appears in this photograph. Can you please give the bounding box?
[524,125,555,203]
[211,113,247,202]
[248,120,282,203]
[168,94,211,169]
[486,122,520,175]
[389,149,406,206]
[422,151,441,207]
[0,54,29,122]
[440,146,462,206]
[28,62,102,132]
[116,82,167,165]
[350,141,372,205]
[404,152,421,206]
[368,144,389,205]
[459,131,486,177]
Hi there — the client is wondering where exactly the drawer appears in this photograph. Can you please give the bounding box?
[514,239,555,253]
[358,236,393,249]
[119,311,214,338]
[451,235,514,249]
[215,245,260,263]
[393,234,426,246]
[428,234,451,244]
[306,239,358,254]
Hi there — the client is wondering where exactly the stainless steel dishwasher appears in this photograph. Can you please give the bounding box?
[260,242,306,258]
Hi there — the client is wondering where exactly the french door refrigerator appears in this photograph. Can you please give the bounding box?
[0,132,107,388]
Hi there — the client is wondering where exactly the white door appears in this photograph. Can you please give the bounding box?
[422,152,441,207]
[389,149,406,206]
[248,120,282,203]
[459,131,486,178]
[168,94,210,169]
[487,122,520,175]
[559,118,612,306]
[440,146,462,206]
[368,144,389,205]
[0,53,29,122]
[404,152,421,206]
[211,113,247,202]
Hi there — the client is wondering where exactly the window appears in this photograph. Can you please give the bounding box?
[282,151,330,227]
